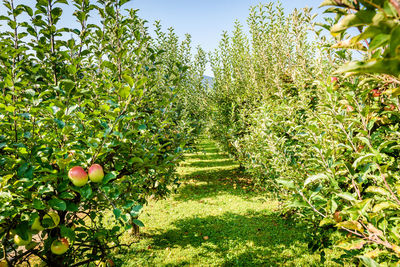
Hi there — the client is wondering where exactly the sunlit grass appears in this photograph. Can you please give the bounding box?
[116,140,347,266]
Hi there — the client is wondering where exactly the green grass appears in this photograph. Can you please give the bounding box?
[117,140,344,266]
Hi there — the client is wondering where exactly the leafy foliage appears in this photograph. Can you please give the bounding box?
[207,0,400,264]
[0,0,204,266]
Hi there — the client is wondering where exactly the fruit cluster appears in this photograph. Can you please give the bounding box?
[12,211,68,255]
[68,164,105,187]
[9,164,105,257]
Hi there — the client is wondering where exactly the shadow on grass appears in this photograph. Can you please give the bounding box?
[174,167,259,201]
[182,158,237,168]
[177,141,258,201]
[146,211,315,266]
[184,153,228,161]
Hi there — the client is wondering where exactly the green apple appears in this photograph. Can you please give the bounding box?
[31,217,44,232]
[0,259,8,267]
[68,166,88,187]
[88,164,104,183]
[42,211,60,229]
[14,232,32,246]
[51,238,69,255]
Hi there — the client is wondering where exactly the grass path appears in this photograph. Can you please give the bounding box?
[118,140,339,266]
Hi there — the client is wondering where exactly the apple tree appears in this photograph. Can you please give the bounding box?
[0,0,198,266]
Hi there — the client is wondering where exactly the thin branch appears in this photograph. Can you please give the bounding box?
[298,190,326,218]
[376,164,400,205]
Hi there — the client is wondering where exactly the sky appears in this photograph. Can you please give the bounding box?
[0,0,327,76]
[132,0,325,75]
[132,0,324,51]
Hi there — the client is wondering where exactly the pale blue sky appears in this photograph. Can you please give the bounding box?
[0,1,326,75]
[132,0,324,52]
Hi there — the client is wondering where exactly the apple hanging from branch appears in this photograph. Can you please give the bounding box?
[68,166,88,187]
[14,232,32,246]
[51,238,69,255]
[88,164,104,183]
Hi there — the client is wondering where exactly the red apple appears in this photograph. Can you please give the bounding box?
[371,89,381,97]
[106,259,115,267]
[331,76,338,83]
[68,166,88,187]
[384,104,396,111]
[346,105,354,112]
[88,164,104,183]
[334,211,342,223]
[51,238,69,255]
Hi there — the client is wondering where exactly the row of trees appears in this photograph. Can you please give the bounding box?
[206,0,400,265]
[0,0,207,266]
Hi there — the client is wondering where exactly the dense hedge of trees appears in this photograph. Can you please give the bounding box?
[206,1,400,265]
[0,0,206,265]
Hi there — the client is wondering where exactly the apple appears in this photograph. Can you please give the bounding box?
[330,76,338,83]
[0,260,8,267]
[88,164,104,183]
[334,211,342,223]
[384,104,396,111]
[106,259,115,267]
[51,238,69,255]
[42,211,60,229]
[345,105,354,112]
[371,89,381,97]
[68,166,88,187]
[14,232,32,246]
[31,216,44,232]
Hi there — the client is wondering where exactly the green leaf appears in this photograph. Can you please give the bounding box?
[122,74,134,87]
[336,220,364,232]
[60,79,75,92]
[48,198,67,211]
[390,26,400,56]
[276,179,296,189]
[320,0,356,8]
[79,185,92,199]
[337,192,357,202]
[103,173,116,184]
[135,77,147,89]
[369,34,390,51]
[119,0,131,6]
[59,191,75,200]
[372,201,399,212]
[319,217,336,227]
[15,221,30,240]
[60,225,76,241]
[129,157,144,164]
[113,208,122,219]
[336,59,400,76]
[138,124,147,131]
[352,153,375,169]
[33,199,46,210]
[336,239,367,250]
[304,173,328,187]
[118,86,130,99]
[132,219,144,227]
[358,256,380,267]
[365,186,390,196]
[130,205,143,217]
[331,10,376,34]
